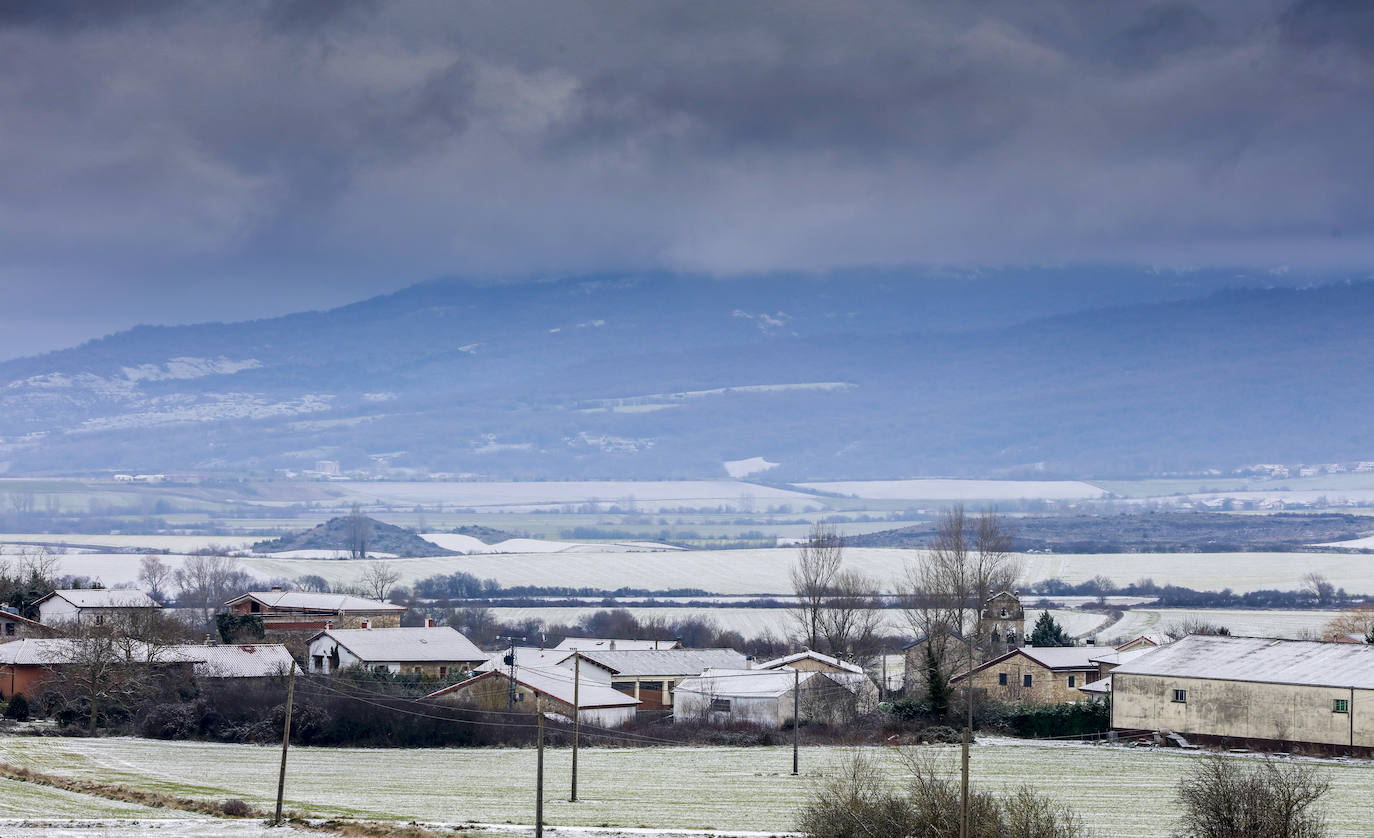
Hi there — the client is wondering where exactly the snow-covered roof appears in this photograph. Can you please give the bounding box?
[475,647,574,672]
[428,665,639,709]
[757,650,865,674]
[312,626,486,663]
[1110,635,1374,690]
[675,668,826,698]
[227,591,406,613]
[1078,676,1112,694]
[1088,647,1158,668]
[1016,646,1103,670]
[0,637,183,665]
[37,589,161,609]
[168,644,302,678]
[575,648,748,677]
[1115,633,1170,651]
[554,637,681,651]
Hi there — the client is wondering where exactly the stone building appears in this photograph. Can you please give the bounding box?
[1111,635,1374,751]
[426,665,640,728]
[223,590,405,632]
[954,646,1101,704]
[903,591,1025,698]
[1,607,59,643]
[981,591,1025,657]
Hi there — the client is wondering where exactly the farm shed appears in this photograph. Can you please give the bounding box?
[954,645,1102,704]
[33,589,161,626]
[554,637,681,651]
[756,650,880,711]
[1111,635,1374,751]
[572,648,750,708]
[673,668,855,727]
[426,665,640,727]
[224,589,405,631]
[0,637,196,700]
[307,625,486,677]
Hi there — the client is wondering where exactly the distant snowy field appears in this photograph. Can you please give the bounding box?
[798,479,1109,500]
[418,533,681,555]
[4,736,1374,837]
[1314,534,1374,550]
[326,480,818,511]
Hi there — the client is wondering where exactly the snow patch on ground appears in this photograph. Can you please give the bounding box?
[1313,534,1374,549]
[723,457,779,478]
[120,357,261,382]
[799,478,1109,501]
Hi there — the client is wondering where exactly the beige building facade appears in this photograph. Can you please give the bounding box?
[956,646,1101,704]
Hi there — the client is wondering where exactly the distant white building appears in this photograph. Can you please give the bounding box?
[307,624,486,677]
[673,667,855,727]
[33,589,161,626]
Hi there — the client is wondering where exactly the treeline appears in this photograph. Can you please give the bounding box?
[409,570,712,602]
[1025,576,1357,609]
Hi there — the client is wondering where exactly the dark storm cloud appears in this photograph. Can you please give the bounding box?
[1,0,1372,357]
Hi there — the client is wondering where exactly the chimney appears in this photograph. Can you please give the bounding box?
[746,655,754,670]
[324,621,332,631]
[360,619,370,630]
[425,617,435,628]
[609,640,616,651]
[204,634,212,646]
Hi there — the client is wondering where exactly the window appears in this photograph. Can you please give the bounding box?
[1023,674,1033,688]
[1334,699,1350,714]
[1068,676,1076,688]
[94,613,105,626]
[439,666,448,678]
[1000,608,1009,618]
[710,698,731,712]
[998,673,1008,686]
[4,622,13,636]
[311,655,324,671]
[1173,689,1187,703]
[413,666,422,675]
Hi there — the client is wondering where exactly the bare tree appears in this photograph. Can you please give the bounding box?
[1302,572,1335,607]
[1322,604,1374,643]
[138,554,172,603]
[818,568,884,665]
[901,506,1019,838]
[174,554,252,625]
[787,523,844,650]
[346,503,373,559]
[358,560,401,601]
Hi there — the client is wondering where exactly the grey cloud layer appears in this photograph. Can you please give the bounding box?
[1,0,1372,355]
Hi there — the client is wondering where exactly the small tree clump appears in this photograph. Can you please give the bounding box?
[4,693,30,721]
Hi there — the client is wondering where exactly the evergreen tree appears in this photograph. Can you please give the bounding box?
[1029,611,1073,646]
[924,644,950,715]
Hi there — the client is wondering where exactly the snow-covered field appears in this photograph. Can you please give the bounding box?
[482,606,1111,640]
[3,736,1373,837]
[418,534,681,555]
[0,534,259,552]
[1108,609,1342,641]
[798,479,1109,500]
[324,480,819,511]
[1314,535,1374,550]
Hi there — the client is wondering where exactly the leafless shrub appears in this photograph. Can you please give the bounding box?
[1174,756,1330,838]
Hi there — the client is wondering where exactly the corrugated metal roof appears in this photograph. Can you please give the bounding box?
[676,668,825,698]
[429,665,639,708]
[167,644,301,677]
[316,627,486,663]
[575,648,748,677]
[1111,635,1374,689]
[228,591,406,612]
[41,589,161,609]
[0,637,182,665]
[475,647,574,672]
[757,650,865,674]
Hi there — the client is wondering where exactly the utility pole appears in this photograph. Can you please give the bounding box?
[880,651,887,703]
[570,651,580,802]
[274,665,296,826]
[536,694,545,838]
[497,634,525,710]
[791,667,800,776]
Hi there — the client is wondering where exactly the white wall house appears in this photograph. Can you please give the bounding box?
[307,624,487,677]
[33,589,161,626]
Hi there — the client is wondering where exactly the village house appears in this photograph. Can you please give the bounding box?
[0,637,196,700]
[223,589,405,631]
[1,607,59,643]
[954,645,1102,704]
[903,591,1026,696]
[307,622,486,677]
[427,665,640,727]
[33,589,162,626]
[1110,635,1374,752]
[673,667,854,727]
[166,643,302,680]
[756,650,880,712]
[568,648,749,708]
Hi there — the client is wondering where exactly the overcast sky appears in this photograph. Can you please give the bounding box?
[2,0,1372,359]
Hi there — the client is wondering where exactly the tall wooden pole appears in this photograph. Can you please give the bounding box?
[536,694,545,838]
[791,668,800,776]
[570,651,580,802]
[274,665,296,826]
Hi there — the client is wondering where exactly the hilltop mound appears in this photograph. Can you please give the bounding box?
[451,524,522,544]
[252,516,458,558]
